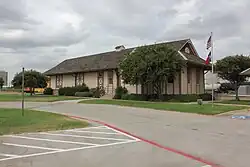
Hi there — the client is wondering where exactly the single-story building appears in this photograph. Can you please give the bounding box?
[44,39,211,96]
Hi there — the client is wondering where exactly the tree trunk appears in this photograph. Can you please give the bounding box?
[30,87,33,96]
[235,83,240,101]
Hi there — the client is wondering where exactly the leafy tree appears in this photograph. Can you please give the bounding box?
[215,55,250,100]
[12,70,48,95]
[119,44,185,96]
[0,77,4,90]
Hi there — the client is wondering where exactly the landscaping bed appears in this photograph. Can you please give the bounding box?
[79,99,249,115]
[0,108,88,135]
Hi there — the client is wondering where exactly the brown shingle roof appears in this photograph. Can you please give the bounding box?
[44,39,208,75]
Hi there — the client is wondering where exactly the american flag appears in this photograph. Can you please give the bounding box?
[207,35,212,50]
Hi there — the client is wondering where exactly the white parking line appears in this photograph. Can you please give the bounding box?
[0,140,138,162]
[201,165,211,167]
[6,135,100,146]
[2,143,64,151]
[106,126,141,141]
[0,153,17,157]
[79,126,106,130]
[67,129,120,135]
[40,132,131,141]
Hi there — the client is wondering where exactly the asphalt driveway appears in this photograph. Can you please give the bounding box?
[1,101,250,167]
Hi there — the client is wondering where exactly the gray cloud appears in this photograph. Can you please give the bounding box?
[0,0,249,85]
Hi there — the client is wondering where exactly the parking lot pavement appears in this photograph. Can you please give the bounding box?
[0,125,140,162]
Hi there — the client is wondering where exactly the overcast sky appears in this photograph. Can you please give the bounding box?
[0,0,249,85]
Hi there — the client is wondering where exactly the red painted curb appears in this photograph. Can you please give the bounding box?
[69,115,222,167]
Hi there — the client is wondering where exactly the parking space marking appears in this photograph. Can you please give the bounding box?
[3,143,64,151]
[105,126,141,141]
[0,139,138,162]
[66,129,120,135]
[40,132,131,141]
[0,153,17,157]
[80,126,106,130]
[6,135,100,146]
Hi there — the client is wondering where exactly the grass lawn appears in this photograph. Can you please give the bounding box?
[0,94,85,102]
[215,100,250,105]
[0,108,88,135]
[80,99,249,115]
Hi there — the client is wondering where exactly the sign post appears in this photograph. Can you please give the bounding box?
[22,67,24,116]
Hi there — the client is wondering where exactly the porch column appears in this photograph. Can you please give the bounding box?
[181,67,188,94]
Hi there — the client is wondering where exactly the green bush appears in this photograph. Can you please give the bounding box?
[75,92,93,97]
[120,93,213,102]
[90,87,105,98]
[121,94,130,100]
[58,84,90,96]
[43,88,53,95]
[113,86,128,99]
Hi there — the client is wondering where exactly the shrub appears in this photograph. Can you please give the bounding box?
[90,87,105,98]
[75,92,93,97]
[199,93,214,101]
[121,94,130,100]
[58,84,90,96]
[43,87,53,95]
[114,86,128,99]
[120,93,213,102]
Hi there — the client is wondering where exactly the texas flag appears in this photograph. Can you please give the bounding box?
[205,51,211,65]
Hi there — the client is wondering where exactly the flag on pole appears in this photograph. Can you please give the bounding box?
[206,35,212,49]
[205,51,211,65]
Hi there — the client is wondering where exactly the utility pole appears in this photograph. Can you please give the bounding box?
[22,67,25,116]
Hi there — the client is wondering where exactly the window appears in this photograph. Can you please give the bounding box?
[75,73,84,86]
[196,68,200,84]
[187,68,191,83]
[108,71,113,84]
[56,75,63,88]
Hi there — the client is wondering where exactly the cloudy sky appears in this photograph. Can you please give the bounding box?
[0,0,249,85]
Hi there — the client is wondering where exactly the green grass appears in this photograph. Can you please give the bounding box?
[80,99,249,115]
[215,100,250,105]
[0,94,85,102]
[0,108,88,135]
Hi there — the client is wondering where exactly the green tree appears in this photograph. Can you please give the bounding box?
[215,55,250,101]
[119,44,185,96]
[12,70,48,95]
[0,77,4,90]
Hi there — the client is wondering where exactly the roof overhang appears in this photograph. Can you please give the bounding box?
[240,68,250,76]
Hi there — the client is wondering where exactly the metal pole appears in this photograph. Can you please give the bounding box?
[22,67,24,116]
[211,32,214,107]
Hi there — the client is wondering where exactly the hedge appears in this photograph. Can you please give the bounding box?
[43,88,53,95]
[75,92,93,97]
[113,86,128,99]
[58,85,89,96]
[121,93,214,102]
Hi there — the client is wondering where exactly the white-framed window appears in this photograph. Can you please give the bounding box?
[56,75,63,88]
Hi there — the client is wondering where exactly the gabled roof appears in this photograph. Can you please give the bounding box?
[44,39,208,75]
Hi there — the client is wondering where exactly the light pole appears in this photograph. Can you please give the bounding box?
[22,67,24,116]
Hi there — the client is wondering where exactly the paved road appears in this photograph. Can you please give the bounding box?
[1,101,250,167]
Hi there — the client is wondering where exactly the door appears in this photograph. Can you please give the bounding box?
[97,71,104,89]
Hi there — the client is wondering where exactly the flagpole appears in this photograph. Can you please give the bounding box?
[211,32,214,107]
